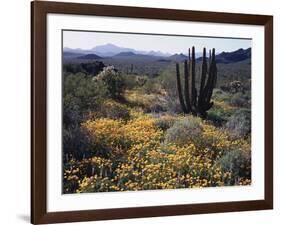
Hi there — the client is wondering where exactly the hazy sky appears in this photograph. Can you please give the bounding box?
[63,30,251,54]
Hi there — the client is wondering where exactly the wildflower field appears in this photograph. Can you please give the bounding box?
[63,59,251,194]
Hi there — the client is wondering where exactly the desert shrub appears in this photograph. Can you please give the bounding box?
[155,115,178,131]
[225,108,251,138]
[63,61,105,76]
[64,72,107,115]
[165,116,203,146]
[165,96,182,114]
[122,74,138,90]
[142,78,162,95]
[63,125,93,160]
[212,89,232,102]
[213,88,251,109]
[217,149,251,183]
[63,73,108,160]
[158,65,178,96]
[207,101,234,126]
[136,76,148,86]
[220,80,245,94]
[93,66,125,99]
[158,67,182,113]
[229,92,250,107]
[146,100,167,113]
[207,108,228,126]
[100,100,130,120]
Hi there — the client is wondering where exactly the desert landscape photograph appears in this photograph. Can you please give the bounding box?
[62,30,252,194]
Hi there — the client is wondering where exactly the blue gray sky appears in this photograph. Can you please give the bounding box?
[63,30,251,54]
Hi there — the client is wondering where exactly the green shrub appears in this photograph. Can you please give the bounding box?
[100,100,130,120]
[142,78,162,95]
[63,72,108,160]
[122,74,138,90]
[64,72,107,114]
[225,108,251,138]
[207,105,232,126]
[217,149,251,182]
[158,64,178,97]
[63,61,105,76]
[207,108,228,126]
[165,116,203,145]
[93,66,125,99]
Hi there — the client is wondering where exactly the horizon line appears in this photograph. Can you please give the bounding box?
[63,43,251,56]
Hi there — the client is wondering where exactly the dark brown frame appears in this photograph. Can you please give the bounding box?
[31,1,273,224]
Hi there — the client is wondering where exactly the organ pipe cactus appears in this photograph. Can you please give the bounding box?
[176,46,217,118]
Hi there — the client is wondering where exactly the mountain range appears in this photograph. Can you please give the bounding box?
[64,43,171,57]
[63,43,251,64]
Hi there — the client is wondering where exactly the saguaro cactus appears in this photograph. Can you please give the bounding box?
[176,47,217,118]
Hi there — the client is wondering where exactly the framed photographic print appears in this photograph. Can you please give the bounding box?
[31,1,273,224]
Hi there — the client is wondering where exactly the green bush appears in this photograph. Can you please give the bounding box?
[93,66,125,99]
[63,72,107,116]
[207,105,233,126]
[165,116,203,145]
[122,74,139,90]
[217,149,251,182]
[63,61,105,76]
[142,78,162,95]
[64,72,107,114]
[225,108,251,138]
[207,108,228,126]
[100,100,130,120]
[63,72,110,160]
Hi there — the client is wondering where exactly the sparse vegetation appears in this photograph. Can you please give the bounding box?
[63,43,252,194]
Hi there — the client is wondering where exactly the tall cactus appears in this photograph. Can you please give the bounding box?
[176,46,217,118]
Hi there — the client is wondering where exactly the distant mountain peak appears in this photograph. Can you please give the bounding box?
[91,44,135,56]
[168,53,188,61]
[216,47,251,63]
[92,43,124,50]
[63,43,172,57]
[96,43,118,47]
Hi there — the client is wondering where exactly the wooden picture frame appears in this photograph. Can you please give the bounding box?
[31,1,273,224]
